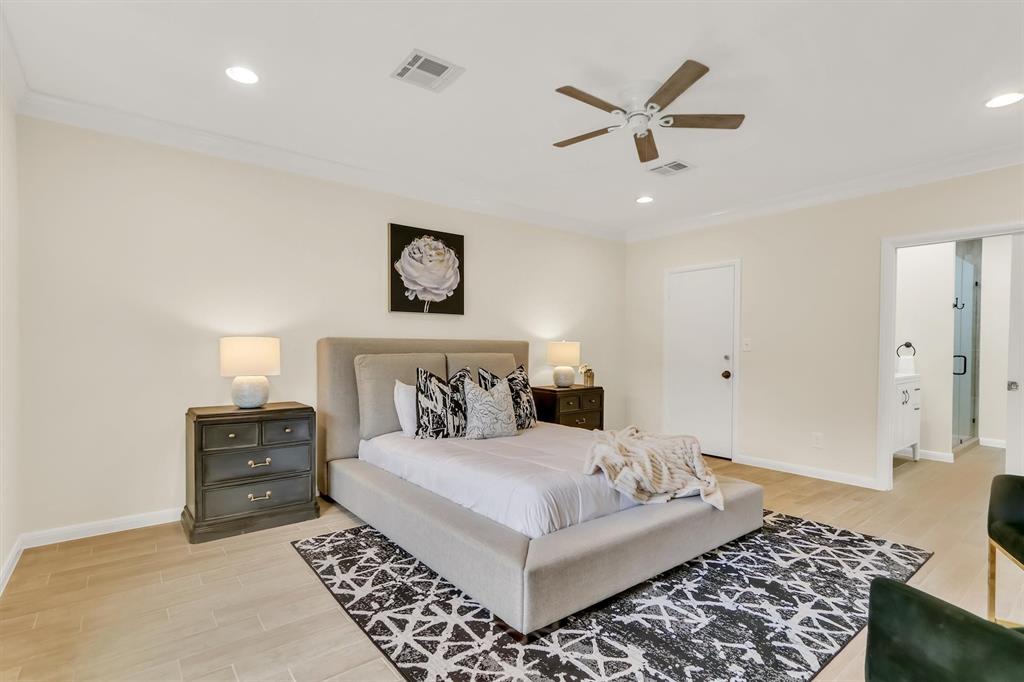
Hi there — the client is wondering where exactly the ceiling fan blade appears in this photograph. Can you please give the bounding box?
[660,114,745,129]
[553,128,612,148]
[646,59,709,112]
[634,132,659,163]
[556,86,623,113]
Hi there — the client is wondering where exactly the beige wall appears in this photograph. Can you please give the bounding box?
[625,165,1024,485]
[895,242,954,455]
[1,22,24,578]
[16,118,625,534]
[980,234,1013,445]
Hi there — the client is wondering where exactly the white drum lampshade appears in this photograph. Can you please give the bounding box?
[220,337,281,408]
[547,341,580,388]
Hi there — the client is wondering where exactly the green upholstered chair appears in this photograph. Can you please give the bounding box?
[988,473,1024,627]
[866,578,1024,682]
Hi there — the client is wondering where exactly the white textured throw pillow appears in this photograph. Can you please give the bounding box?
[393,380,417,437]
[464,378,518,440]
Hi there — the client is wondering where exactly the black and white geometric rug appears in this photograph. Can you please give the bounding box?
[293,512,930,682]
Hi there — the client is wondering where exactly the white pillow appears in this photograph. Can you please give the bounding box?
[393,380,417,437]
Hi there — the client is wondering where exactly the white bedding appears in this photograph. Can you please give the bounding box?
[358,423,637,538]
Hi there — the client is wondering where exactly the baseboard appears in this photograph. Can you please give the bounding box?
[0,507,180,596]
[0,537,25,596]
[732,454,884,490]
[916,449,955,463]
[980,438,1007,449]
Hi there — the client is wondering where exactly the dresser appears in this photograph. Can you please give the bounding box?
[532,385,604,430]
[182,402,319,543]
[893,373,922,460]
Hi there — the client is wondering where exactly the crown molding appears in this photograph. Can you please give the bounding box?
[625,145,1024,243]
[16,89,625,242]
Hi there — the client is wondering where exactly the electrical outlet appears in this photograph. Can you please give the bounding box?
[811,432,824,449]
[742,338,752,352]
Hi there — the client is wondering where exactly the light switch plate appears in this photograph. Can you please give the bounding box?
[742,338,752,352]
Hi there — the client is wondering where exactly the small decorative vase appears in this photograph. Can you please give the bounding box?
[583,368,595,387]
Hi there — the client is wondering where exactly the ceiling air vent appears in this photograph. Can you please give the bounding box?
[648,160,690,176]
[391,50,464,92]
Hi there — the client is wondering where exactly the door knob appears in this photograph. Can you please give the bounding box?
[721,370,732,379]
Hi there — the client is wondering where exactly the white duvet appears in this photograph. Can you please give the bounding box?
[358,422,637,538]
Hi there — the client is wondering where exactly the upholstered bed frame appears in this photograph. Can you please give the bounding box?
[316,337,764,634]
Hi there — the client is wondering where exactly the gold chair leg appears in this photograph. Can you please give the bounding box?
[987,540,996,622]
[989,540,1024,627]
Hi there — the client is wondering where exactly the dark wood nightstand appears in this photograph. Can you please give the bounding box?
[182,402,319,543]
[532,385,604,431]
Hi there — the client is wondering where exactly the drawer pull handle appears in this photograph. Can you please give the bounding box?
[575,417,587,425]
[247,491,272,502]
[227,433,236,439]
[247,457,272,468]
[284,427,292,433]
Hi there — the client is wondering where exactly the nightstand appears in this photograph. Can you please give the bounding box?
[532,385,604,431]
[182,402,319,543]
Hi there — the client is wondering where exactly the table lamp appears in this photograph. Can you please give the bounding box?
[547,340,580,388]
[220,336,280,408]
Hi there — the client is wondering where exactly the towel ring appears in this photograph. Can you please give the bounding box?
[897,341,916,357]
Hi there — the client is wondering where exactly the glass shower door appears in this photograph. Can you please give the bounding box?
[952,240,982,448]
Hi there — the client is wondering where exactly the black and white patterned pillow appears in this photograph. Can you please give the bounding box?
[464,378,518,440]
[415,367,472,439]
[478,365,537,430]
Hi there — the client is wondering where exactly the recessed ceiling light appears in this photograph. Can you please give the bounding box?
[636,195,654,204]
[225,66,259,85]
[985,92,1023,108]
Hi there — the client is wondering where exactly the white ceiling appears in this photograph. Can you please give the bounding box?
[4,1,1023,241]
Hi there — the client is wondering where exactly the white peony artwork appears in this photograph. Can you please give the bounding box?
[389,224,465,314]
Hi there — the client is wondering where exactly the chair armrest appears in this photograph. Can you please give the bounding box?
[866,578,1024,682]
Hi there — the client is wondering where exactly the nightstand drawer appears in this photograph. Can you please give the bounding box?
[202,423,259,451]
[262,418,311,445]
[203,474,312,519]
[559,410,601,429]
[202,444,310,485]
[579,391,602,411]
[558,395,581,412]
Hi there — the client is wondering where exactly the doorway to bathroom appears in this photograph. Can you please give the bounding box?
[877,225,1024,491]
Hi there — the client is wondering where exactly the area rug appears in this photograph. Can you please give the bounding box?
[292,512,931,681]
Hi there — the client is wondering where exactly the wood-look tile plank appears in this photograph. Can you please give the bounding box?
[189,666,239,682]
[323,658,402,682]
[287,640,381,682]
[178,609,355,681]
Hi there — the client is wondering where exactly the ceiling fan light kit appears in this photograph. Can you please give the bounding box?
[554,59,745,164]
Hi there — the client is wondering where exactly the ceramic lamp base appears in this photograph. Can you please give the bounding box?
[232,375,270,408]
[552,366,575,388]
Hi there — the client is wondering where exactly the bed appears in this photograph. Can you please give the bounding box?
[317,337,763,635]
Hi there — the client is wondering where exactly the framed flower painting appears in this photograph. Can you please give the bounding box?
[388,223,465,315]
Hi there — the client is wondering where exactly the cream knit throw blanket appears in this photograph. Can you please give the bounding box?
[584,426,725,510]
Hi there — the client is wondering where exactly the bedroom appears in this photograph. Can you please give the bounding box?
[1,1,1023,681]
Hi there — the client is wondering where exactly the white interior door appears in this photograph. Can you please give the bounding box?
[1006,233,1024,475]
[664,264,737,458]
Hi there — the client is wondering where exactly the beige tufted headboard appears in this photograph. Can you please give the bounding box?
[315,337,529,493]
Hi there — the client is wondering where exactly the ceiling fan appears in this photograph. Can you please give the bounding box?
[553,59,745,164]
